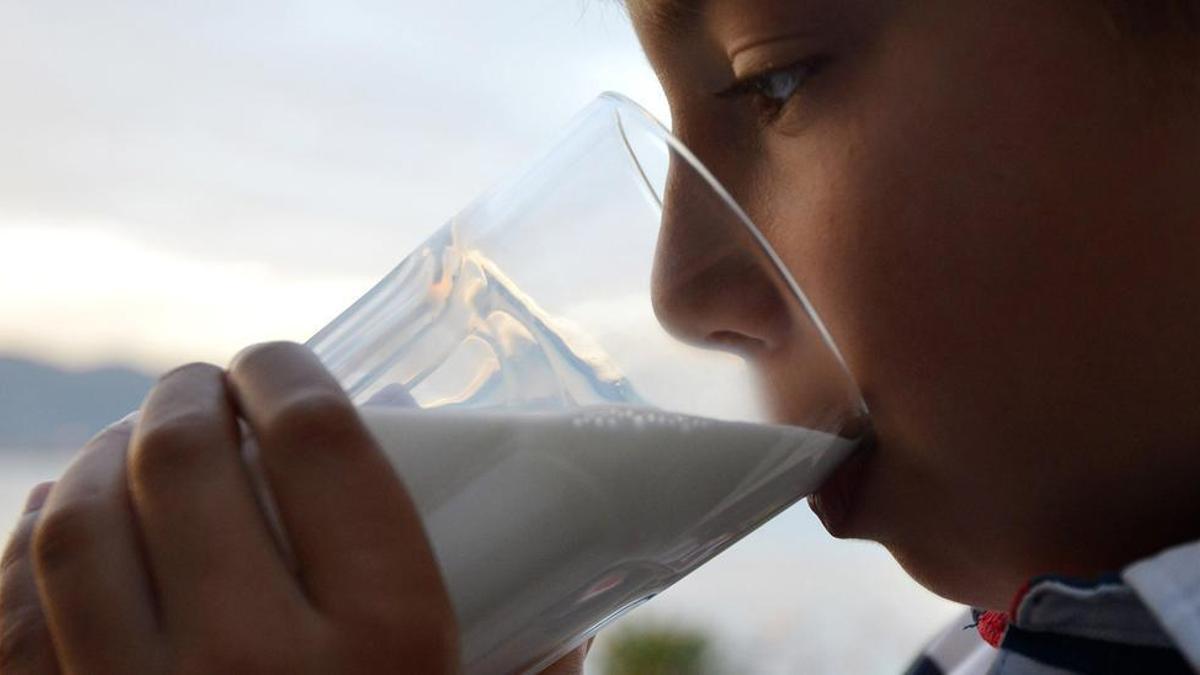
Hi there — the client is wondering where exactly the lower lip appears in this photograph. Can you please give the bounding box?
[809,435,875,536]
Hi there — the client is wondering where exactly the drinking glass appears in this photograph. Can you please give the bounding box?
[303,92,871,674]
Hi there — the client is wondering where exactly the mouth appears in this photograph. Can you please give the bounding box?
[808,432,876,537]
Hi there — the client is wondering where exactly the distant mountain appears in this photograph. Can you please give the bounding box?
[0,356,155,449]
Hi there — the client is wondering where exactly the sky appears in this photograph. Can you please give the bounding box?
[0,0,669,371]
[0,2,964,671]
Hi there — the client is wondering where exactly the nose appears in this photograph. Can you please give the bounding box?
[650,156,793,356]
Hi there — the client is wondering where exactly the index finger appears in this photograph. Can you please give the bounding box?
[0,484,59,674]
[32,421,162,675]
[225,342,453,624]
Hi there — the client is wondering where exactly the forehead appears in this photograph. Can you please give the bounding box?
[626,0,706,37]
[629,0,845,47]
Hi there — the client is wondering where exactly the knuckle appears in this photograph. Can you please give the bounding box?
[157,361,222,385]
[230,341,304,374]
[131,412,217,487]
[0,606,50,672]
[85,416,135,451]
[265,391,363,449]
[32,504,100,576]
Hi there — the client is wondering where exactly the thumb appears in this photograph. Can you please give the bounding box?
[537,637,595,675]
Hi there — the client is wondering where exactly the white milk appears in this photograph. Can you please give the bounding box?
[350,404,856,674]
[292,212,859,673]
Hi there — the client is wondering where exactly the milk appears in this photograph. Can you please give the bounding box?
[298,223,861,672]
[351,404,856,674]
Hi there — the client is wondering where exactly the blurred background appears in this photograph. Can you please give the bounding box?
[0,1,961,671]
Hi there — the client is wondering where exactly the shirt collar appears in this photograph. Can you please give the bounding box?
[970,539,1200,670]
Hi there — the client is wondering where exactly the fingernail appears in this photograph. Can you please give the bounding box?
[23,482,54,513]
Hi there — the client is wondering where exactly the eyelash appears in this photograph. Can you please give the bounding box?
[719,56,830,123]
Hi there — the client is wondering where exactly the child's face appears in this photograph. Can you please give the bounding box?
[634,0,1200,608]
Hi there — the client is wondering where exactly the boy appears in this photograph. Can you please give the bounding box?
[3,1,1199,672]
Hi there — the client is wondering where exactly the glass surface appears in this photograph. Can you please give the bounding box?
[303,92,870,674]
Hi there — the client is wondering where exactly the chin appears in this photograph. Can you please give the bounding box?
[811,446,1022,609]
[883,538,1021,611]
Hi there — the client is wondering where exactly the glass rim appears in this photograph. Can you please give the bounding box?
[599,90,870,418]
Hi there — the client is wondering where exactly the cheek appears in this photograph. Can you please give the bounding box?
[750,6,1131,475]
[802,133,1040,462]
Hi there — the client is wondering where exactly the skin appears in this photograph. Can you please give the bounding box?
[633,0,1200,609]
[3,1,1200,672]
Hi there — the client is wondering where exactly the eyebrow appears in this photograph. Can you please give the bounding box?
[625,0,706,37]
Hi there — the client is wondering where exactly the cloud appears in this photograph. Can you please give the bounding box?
[0,225,369,369]
[0,0,667,367]
[0,1,666,280]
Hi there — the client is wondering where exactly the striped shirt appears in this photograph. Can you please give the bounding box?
[903,540,1200,674]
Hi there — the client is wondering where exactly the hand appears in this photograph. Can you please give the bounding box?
[0,342,458,673]
[538,641,593,675]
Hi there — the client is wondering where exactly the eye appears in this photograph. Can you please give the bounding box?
[756,67,806,102]
[719,56,829,122]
